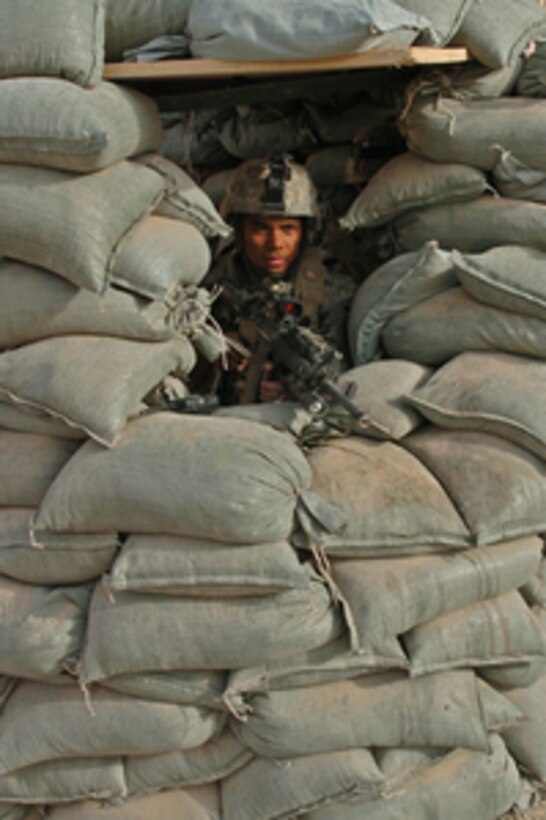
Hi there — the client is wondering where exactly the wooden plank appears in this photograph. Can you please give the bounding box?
[103,46,470,82]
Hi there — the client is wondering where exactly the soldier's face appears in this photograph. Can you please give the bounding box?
[242,215,304,277]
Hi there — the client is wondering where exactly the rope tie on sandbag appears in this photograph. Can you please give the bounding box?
[170,284,229,363]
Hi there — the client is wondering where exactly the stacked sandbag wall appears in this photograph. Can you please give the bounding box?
[1,1,546,818]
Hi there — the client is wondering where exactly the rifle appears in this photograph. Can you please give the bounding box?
[222,281,364,432]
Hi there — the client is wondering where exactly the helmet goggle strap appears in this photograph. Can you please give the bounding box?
[262,156,291,212]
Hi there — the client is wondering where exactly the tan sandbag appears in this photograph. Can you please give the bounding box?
[382,287,546,365]
[407,351,546,460]
[80,570,343,682]
[110,215,211,300]
[305,735,520,820]
[106,534,310,596]
[394,196,546,254]
[223,633,408,715]
[0,683,224,776]
[0,757,125,805]
[126,732,252,798]
[101,669,226,709]
[405,590,546,676]
[0,162,165,293]
[0,402,85,440]
[453,245,546,321]
[231,671,517,758]
[33,414,312,544]
[297,437,469,557]
[222,749,384,820]
[0,576,90,681]
[48,784,220,819]
[394,0,473,45]
[450,0,546,68]
[139,154,231,239]
[0,79,161,172]
[348,241,456,363]
[337,360,431,440]
[0,0,104,87]
[503,668,546,782]
[0,431,79,508]
[0,261,178,349]
[404,96,546,170]
[0,335,195,447]
[340,152,487,230]
[0,508,118,586]
[105,0,190,61]
[333,536,542,647]
[404,428,546,546]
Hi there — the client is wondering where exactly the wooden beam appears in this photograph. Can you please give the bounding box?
[103,46,470,82]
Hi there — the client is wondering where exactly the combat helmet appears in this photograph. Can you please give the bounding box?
[221,154,319,220]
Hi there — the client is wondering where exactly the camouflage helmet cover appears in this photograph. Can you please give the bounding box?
[221,155,319,219]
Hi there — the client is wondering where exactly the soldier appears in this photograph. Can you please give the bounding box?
[205,154,358,405]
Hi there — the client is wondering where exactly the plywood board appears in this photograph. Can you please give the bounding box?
[103,46,470,82]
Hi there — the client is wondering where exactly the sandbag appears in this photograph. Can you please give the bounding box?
[0,577,90,681]
[337,360,431,440]
[0,162,165,293]
[0,757,125,805]
[480,658,546,691]
[394,196,546,254]
[394,0,473,45]
[0,432,79,508]
[407,351,546,460]
[0,336,195,447]
[404,96,546,171]
[106,534,310,596]
[231,671,515,757]
[126,732,252,798]
[222,749,384,820]
[0,679,16,713]
[450,244,546,322]
[0,508,119,586]
[405,590,546,677]
[224,633,408,716]
[33,414,312,544]
[306,99,396,146]
[48,785,221,820]
[0,79,161,172]
[305,735,520,820]
[503,670,546,782]
[0,0,104,87]
[297,438,469,557]
[0,683,224,775]
[518,39,546,96]
[522,557,546,609]
[450,0,546,68]
[105,0,191,61]
[80,570,343,682]
[110,215,211,300]
[348,242,456,363]
[101,670,226,708]
[139,154,231,239]
[0,403,86,440]
[382,287,546,364]
[340,152,487,230]
[187,0,426,61]
[0,261,178,348]
[333,537,542,648]
[306,145,380,188]
[404,429,546,546]
[219,106,313,160]
[491,150,546,202]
